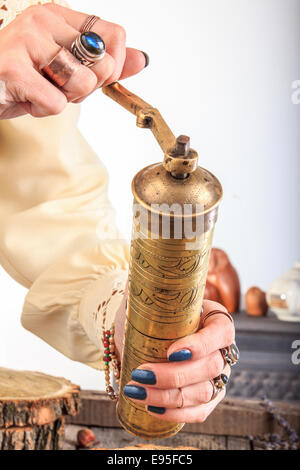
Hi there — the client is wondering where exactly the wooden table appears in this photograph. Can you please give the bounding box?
[65,391,300,450]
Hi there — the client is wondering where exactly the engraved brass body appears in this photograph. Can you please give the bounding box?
[103,83,223,439]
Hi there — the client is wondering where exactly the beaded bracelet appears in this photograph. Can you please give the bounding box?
[102,322,120,401]
[99,288,124,401]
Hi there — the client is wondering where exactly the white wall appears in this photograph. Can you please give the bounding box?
[1,0,299,389]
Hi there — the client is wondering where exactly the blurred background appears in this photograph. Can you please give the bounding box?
[0,0,299,390]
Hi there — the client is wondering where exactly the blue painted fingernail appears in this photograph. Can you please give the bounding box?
[168,349,192,362]
[132,369,156,385]
[123,385,147,400]
[147,406,166,415]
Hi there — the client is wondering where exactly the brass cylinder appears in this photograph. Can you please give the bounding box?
[116,163,222,439]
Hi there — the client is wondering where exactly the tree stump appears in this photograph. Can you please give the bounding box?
[0,367,80,450]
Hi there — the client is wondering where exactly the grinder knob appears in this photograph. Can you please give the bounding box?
[163,135,199,179]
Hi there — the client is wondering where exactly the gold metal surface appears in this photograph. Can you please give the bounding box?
[102,82,176,154]
[132,163,222,217]
[102,82,223,439]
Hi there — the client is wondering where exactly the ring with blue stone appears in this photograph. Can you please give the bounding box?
[214,374,229,391]
[71,32,105,67]
[210,374,229,402]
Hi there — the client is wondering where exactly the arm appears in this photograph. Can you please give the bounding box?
[0,0,147,368]
[0,1,237,424]
[0,105,129,369]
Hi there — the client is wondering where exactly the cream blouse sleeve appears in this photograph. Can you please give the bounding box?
[0,1,129,370]
[0,107,129,370]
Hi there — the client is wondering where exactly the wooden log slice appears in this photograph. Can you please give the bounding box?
[0,418,65,450]
[92,444,198,450]
[0,368,80,428]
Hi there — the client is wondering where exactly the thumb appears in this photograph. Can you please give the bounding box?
[72,48,149,103]
[120,48,149,80]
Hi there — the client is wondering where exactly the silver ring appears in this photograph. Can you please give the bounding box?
[213,373,229,392]
[210,380,220,401]
[220,342,240,367]
[80,15,101,33]
[71,32,105,67]
[177,388,184,409]
[210,375,227,402]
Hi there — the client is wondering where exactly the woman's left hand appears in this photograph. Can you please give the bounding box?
[123,300,235,423]
[0,3,147,120]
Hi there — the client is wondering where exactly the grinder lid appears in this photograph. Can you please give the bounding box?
[132,136,223,217]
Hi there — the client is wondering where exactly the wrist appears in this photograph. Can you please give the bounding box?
[114,282,128,359]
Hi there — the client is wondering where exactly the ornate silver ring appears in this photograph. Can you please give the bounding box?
[210,373,229,401]
[220,342,240,367]
[71,32,105,67]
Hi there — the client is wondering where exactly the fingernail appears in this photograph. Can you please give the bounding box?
[123,385,147,400]
[147,406,166,415]
[132,369,156,385]
[168,349,192,362]
[141,51,150,68]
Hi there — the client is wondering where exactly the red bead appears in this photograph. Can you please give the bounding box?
[105,330,111,336]
[104,349,110,354]
[104,341,109,347]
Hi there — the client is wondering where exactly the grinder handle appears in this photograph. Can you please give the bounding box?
[102,82,151,116]
[102,82,176,154]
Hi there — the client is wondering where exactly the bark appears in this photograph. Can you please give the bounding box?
[0,367,80,428]
[0,418,65,450]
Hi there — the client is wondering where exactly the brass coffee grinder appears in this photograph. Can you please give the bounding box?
[102,82,223,439]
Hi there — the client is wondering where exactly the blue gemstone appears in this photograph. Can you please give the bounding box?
[81,32,105,56]
[221,373,229,385]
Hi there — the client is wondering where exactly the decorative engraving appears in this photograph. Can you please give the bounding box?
[132,244,207,279]
[130,280,200,311]
[120,227,214,438]
[127,233,212,316]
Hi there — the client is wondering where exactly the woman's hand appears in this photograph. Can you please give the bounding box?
[120,299,235,423]
[0,4,147,120]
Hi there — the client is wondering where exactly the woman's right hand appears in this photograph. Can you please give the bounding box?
[0,3,147,120]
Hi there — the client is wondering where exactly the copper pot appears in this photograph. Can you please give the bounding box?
[205,248,240,313]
